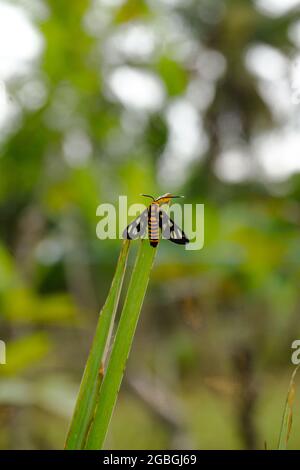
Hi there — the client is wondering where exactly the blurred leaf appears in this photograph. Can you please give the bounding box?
[0,244,15,292]
[114,0,151,24]
[0,375,77,418]
[156,56,188,96]
[1,333,51,376]
[4,288,78,324]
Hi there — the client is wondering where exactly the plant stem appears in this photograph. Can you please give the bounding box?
[278,365,299,450]
[65,240,130,449]
[84,240,157,449]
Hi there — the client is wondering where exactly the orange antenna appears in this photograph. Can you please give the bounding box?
[155,193,184,202]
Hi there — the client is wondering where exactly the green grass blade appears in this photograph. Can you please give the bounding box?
[84,240,157,449]
[277,365,300,450]
[65,240,130,449]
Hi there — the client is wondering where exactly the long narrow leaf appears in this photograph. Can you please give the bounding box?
[65,240,130,449]
[278,365,299,450]
[85,240,157,449]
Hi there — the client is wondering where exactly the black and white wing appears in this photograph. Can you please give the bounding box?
[122,208,148,240]
[159,210,189,245]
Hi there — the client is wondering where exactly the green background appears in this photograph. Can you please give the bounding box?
[0,0,300,449]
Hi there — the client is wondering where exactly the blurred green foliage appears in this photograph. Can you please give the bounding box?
[1,0,300,449]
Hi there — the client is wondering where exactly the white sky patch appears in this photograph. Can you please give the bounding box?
[0,2,43,80]
[35,237,64,265]
[196,49,226,82]
[165,99,204,160]
[159,98,208,186]
[245,43,300,181]
[254,128,300,181]
[83,4,111,37]
[0,82,10,128]
[215,149,253,183]
[255,0,300,17]
[290,55,300,104]
[289,21,300,47]
[0,81,21,138]
[17,78,47,111]
[187,78,215,111]
[107,23,156,62]
[258,79,293,120]
[159,14,197,63]
[63,129,92,167]
[108,66,165,111]
[0,2,43,132]
[99,0,125,6]
[158,0,187,6]
[245,44,288,82]
[16,0,50,21]
[245,44,294,121]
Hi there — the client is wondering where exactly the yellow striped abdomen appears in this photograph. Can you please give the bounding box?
[148,203,159,247]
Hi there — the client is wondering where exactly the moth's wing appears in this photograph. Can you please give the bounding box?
[159,210,189,245]
[122,208,148,240]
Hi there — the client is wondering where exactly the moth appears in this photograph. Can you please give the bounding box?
[123,193,189,248]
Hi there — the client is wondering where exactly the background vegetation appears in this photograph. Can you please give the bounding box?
[1,0,300,449]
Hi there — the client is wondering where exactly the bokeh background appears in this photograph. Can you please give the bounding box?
[1,0,300,450]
